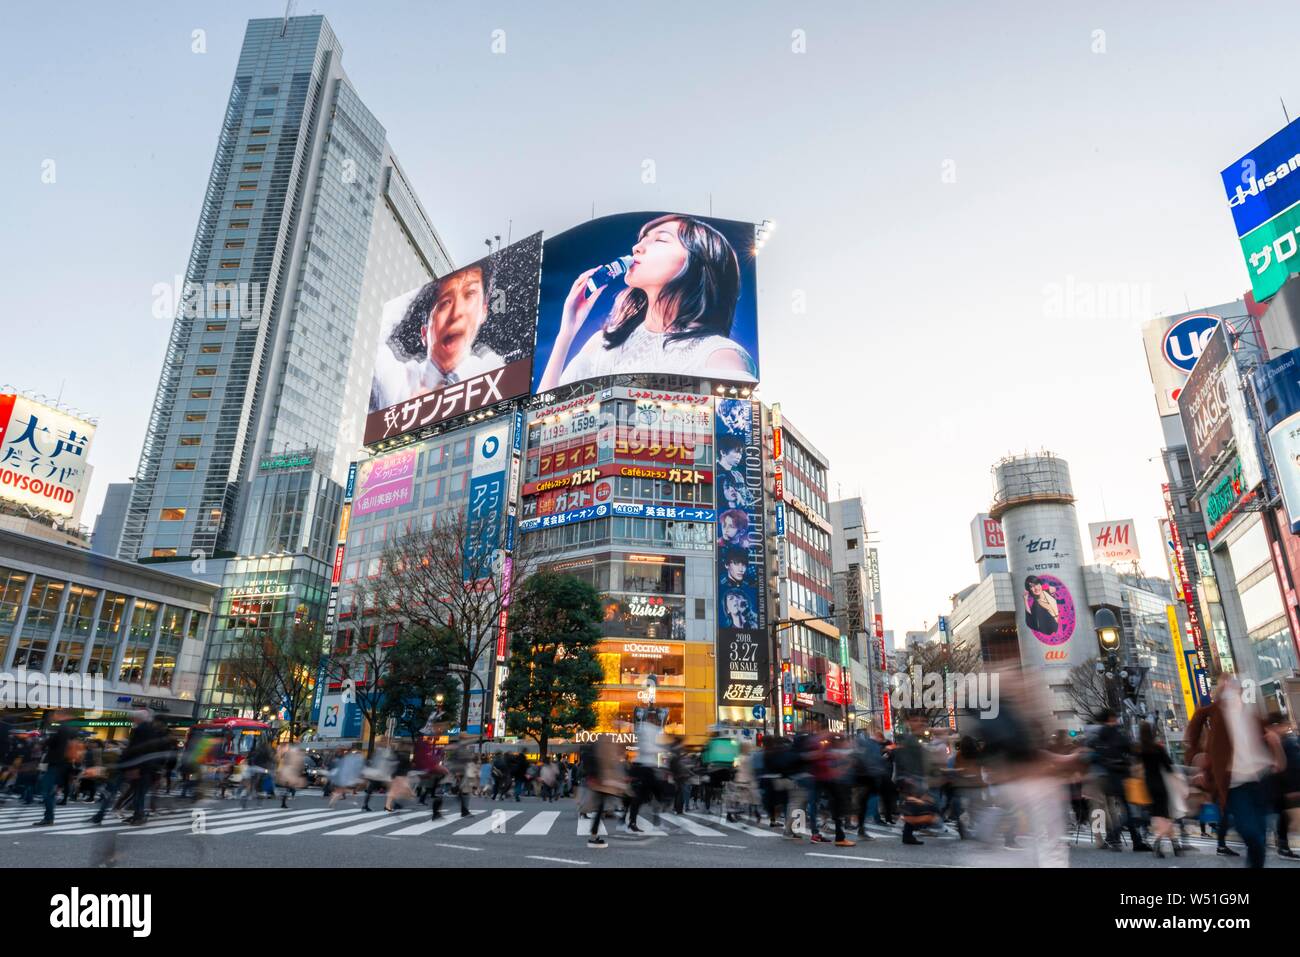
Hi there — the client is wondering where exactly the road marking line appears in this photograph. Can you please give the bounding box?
[433,842,481,851]
[318,810,426,836]
[515,811,561,835]
[660,812,726,836]
[686,841,745,849]
[526,855,588,865]
[47,805,287,835]
[686,812,779,838]
[806,852,886,862]
[387,811,482,837]
[453,810,521,835]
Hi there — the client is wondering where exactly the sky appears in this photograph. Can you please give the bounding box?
[2,1,1295,643]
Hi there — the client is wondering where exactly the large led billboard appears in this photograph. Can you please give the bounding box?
[1223,117,1300,302]
[0,394,96,520]
[533,212,760,392]
[714,397,768,712]
[365,232,542,445]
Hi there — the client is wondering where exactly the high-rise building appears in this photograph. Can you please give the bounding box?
[120,15,450,566]
[830,497,886,730]
[91,481,132,556]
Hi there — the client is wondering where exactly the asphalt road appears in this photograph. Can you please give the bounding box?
[0,791,1287,869]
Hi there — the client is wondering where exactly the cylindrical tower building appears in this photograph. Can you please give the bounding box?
[990,453,1094,727]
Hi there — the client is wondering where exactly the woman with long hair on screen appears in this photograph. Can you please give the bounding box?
[538,215,757,389]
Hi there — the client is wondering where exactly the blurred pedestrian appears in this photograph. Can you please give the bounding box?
[1186,675,1285,869]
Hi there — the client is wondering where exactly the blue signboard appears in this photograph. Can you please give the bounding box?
[775,501,786,537]
[519,502,715,533]
[1222,117,1300,238]
[1185,649,1212,709]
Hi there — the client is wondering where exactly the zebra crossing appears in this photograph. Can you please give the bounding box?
[0,799,761,842]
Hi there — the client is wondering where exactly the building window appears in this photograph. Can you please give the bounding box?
[236,182,257,191]
[250,126,270,136]
[190,389,211,399]
[205,322,226,333]
[223,240,244,250]
[185,413,206,423]
[160,508,187,521]
[241,163,262,172]
[245,144,265,155]
[200,344,221,354]
[219,259,241,268]
[178,436,201,447]
[230,215,251,223]
[196,367,217,376]
[260,85,279,96]
[174,461,196,471]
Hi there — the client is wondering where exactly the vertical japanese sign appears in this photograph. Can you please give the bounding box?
[715,398,768,712]
[1162,483,1209,672]
[1166,605,1197,724]
[0,394,96,520]
[313,462,356,724]
[780,660,794,734]
[465,423,510,582]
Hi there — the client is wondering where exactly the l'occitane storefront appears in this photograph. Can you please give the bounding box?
[590,639,715,746]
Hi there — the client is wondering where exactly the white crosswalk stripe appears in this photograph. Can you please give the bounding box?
[0,801,818,842]
[515,810,561,835]
[49,804,281,836]
[118,806,331,837]
[685,812,780,838]
[454,810,521,835]
[659,812,726,836]
[385,811,483,837]
[317,811,428,836]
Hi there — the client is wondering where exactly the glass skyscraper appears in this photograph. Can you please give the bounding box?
[119,15,451,565]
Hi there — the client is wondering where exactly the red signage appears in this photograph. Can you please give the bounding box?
[1163,483,1208,671]
[774,468,784,502]
[523,462,709,498]
[331,543,345,585]
[882,691,892,733]
[982,518,1004,549]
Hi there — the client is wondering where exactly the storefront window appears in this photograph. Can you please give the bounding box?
[595,639,686,687]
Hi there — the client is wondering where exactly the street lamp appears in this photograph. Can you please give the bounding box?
[1094,608,1121,654]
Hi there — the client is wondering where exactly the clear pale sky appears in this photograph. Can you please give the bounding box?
[2,2,1292,641]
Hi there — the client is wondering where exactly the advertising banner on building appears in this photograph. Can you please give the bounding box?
[0,394,96,520]
[465,423,510,581]
[533,212,760,392]
[1252,347,1300,531]
[351,449,416,518]
[1223,117,1300,301]
[1140,309,1246,418]
[313,461,356,724]
[1203,456,1258,542]
[1163,483,1209,672]
[1166,605,1197,723]
[715,398,768,712]
[970,513,1005,561]
[365,233,542,445]
[1178,323,1235,484]
[1088,519,1140,565]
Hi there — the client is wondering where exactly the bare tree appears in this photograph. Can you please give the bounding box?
[895,639,986,729]
[1067,656,1116,720]
[347,510,534,738]
[225,614,326,740]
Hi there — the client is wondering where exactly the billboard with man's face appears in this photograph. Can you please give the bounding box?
[532,212,760,393]
[365,233,542,446]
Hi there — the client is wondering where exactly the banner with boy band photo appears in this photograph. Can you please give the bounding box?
[715,397,769,711]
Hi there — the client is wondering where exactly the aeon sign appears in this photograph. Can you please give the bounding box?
[1162,315,1221,373]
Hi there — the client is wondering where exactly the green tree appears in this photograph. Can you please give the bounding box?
[499,572,604,760]
[378,628,463,747]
